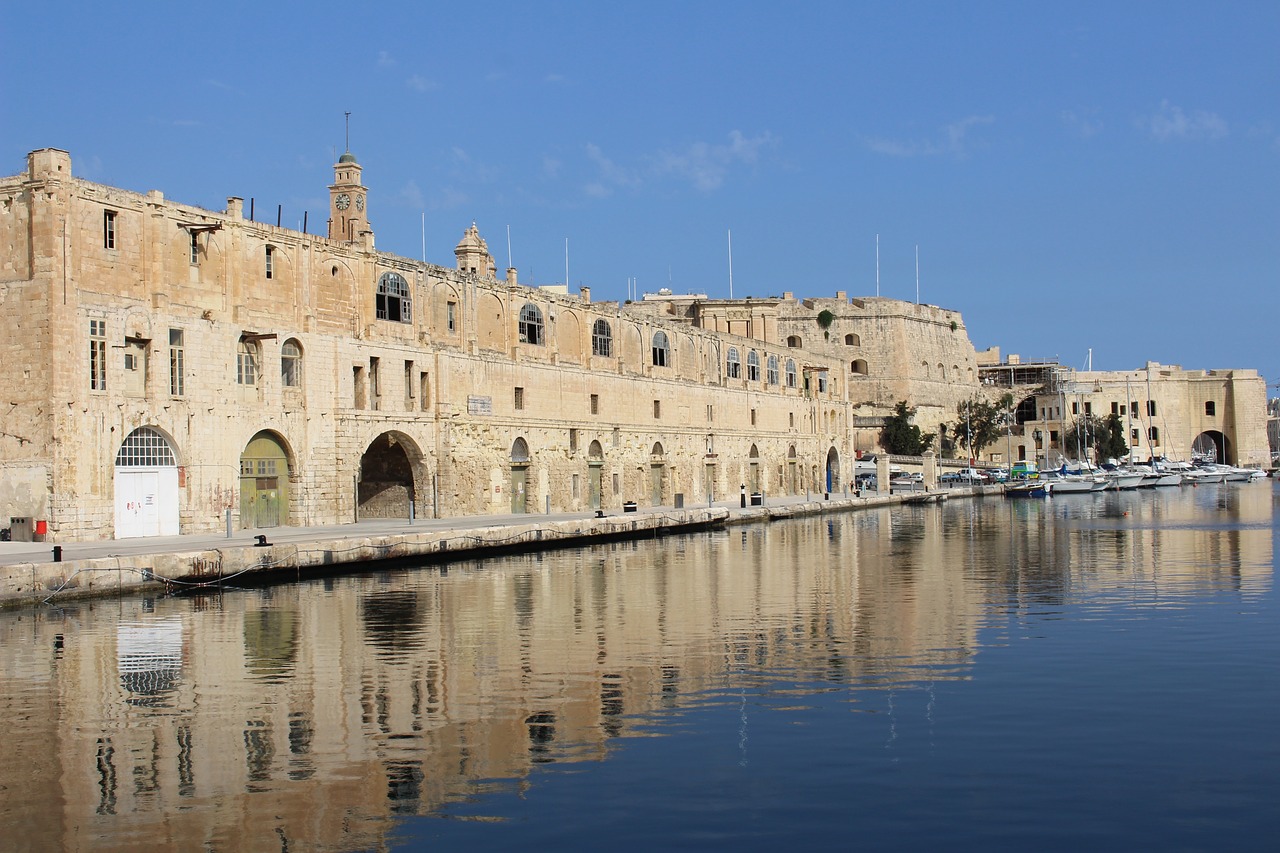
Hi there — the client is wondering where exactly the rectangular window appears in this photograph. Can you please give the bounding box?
[419,371,430,409]
[89,319,107,391]
[447,301,457,332]
[1050,430,1059,443]
[1084,401,1092,415]
[1131,428,1140,442]
[190,231,199,265]
[353,365,366,409]
[103,210,116,249]
[1130,401,1138,417]
[612,473,620,494]
[1111,401,1120,415]
[569,428,579,452]
[237,341,259,386]
[1147,400,1156,417]
[514,386,525,411]
[405,360,414,406]
[1072,401,1079,415]
[789,412,795,428]
[653,400,661,419]
[169,329,184,396]
[818,375,827,393]
[751,408,758,426]
[1205,401,1216,416]
[613,427,620,448]
[572,473,580,499]
[1149,426,1160,442]
[265,246,274,279]
[706,404,714,423]
[590,393,599,415]
[369,357,380,409]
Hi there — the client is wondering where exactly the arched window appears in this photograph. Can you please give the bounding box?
[518,303,544,345]
[851,359,868,375]
[747,350,760,382]
[785,359,797,388]
[592,319,613,357]
[116,427,177,467]
[786,335,802,348]
[237,337,259,386]
[845,333,860,346]
[281,339,303,387]
[511,437,530,463]
[726,347,741,379]
[376,272,411,322]
[652,331,670,367]
[767,355,779,385]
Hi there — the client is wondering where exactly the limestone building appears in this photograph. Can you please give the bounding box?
[0,148,1267,542]
[1,148,988,542]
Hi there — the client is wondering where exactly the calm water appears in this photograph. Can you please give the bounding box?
[2,483,1277,852]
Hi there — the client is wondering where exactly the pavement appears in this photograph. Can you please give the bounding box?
[0,489,906,568]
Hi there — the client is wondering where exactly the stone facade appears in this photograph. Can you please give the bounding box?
[1,149,983,541]
[0,148,1267,541]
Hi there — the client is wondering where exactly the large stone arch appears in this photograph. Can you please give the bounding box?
[239,430,295,529]
[114,426,181,539]
[359,431,425,519]
[825,446,840,493]
[510,437,531,513]
[1192,430,1231,464]
[587,439,605,509]
[477,292,507,352]
[557,309,583,363]
[649,442,667,506]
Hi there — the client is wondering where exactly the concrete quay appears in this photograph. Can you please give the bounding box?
[0,488,982,610]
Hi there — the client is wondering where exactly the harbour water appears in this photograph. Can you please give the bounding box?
[2,483,1277,851]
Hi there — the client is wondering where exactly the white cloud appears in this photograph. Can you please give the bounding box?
[378,51,396,68]
[406,75,438,92]
[1142,100,1227,141]
[584,143,641,196]
[648,130,775,191]
[1062,110,1103,138]
[448,147,498,184]
[542,156,562,178]
[864,115,994,158]
[398,180,425,209]
[544,72,565,84]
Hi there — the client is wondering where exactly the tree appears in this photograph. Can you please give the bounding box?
[879,401,935,456]
[1067,412,1128,463]
[1095,412,1129,463]
[953,393,1014,459]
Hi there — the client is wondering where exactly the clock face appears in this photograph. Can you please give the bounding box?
[335,193,351,211]
[355,194,365,212]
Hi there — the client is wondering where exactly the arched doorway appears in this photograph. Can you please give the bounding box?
[1193,430,1230,464]
[240,431,291,529]
[748,445,761,492]
[587,440,604,510]
[825,447,840,493]
[114,427,180,538]
[359,432,418,518]
[650,442,666,506]
[787,446,798,495]
[511,437,530,513]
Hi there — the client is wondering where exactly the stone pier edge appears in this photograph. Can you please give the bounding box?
[0,487,993,610]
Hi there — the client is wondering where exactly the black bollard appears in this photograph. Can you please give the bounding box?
[52,545,62,562]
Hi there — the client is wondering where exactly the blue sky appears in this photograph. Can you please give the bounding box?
[4,1,1277,385]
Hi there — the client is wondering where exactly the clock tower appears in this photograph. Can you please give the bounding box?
[328,149,369,242]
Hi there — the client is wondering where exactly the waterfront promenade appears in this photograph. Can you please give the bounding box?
[1,487,972,609]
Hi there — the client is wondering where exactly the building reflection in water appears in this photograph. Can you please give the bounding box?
[0,484,1270,851]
